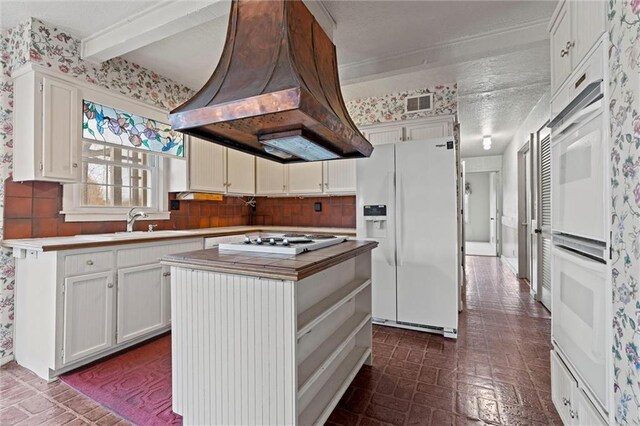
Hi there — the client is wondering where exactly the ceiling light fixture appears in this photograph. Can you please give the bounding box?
[482,136,492,150]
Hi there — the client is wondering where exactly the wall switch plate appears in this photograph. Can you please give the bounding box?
[314,202,322,212]
[170,200,180,211]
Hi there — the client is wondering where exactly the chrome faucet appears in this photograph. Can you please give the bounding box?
[126,207,148,232]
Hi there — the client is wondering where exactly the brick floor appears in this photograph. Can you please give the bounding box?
[327,256,561,426]
[0,361,128,425]
[0,255,560,425]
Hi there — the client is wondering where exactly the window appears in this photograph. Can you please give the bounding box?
[80,141,155,208]
[62,99,180,222]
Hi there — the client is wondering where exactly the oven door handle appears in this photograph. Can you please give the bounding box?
[552,99,603,140]
[552,245,606,272]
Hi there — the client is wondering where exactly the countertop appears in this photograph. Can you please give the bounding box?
[161,239,378,281]
[1,226,356,252]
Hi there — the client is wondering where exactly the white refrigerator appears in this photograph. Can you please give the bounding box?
[356,138,460,338]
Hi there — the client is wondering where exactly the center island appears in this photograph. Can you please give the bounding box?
[161,238,378,425]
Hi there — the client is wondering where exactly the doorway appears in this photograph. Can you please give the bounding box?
[464,171,498,256]
[517,138,533,284]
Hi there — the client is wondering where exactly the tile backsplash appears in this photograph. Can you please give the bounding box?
[3,179,357,240]
[3,179,252,240]
[252,196,356,228]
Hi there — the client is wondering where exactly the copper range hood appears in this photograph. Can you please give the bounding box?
[169,0,373,163]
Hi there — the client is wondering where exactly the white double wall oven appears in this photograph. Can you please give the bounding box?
[549,37,612,423]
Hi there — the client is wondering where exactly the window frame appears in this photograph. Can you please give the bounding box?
[62,92,173,223]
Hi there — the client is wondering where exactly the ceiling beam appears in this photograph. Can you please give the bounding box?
[81,0,231,63]
[339,18,550,86]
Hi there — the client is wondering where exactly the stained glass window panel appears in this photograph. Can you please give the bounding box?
[82,99,184,157]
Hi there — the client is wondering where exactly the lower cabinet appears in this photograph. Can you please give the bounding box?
[116,264,167,344]
[13,237,203,380]
[551,350,607,425]
[62,271,114,364]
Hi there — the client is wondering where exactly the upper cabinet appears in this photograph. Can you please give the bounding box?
[226,149,256,195]
[404,120,453,141]
[287,162,324,194]
[174,137,255,196]
[189,136,226,193]
[323,160,356,194]
[256,158,286,195]
[13,71,80,182]
[549,0,606,95]
[365,126,404,146]
[361,115,455,146]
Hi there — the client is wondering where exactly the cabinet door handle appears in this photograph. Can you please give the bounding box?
[72,163,78,168]
[318,183,323,188]
[107,283,114,288]
[86,260,94,266]
[562,397,571,407]
[324,182,329,188]
[569,409,577,419]
[561,41,575,57]
[163,272,171,277]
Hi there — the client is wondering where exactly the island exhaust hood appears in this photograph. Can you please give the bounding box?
[168,0,373,163]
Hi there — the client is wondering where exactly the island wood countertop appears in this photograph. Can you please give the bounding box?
[161,239,378,281]
[1,226,356,252]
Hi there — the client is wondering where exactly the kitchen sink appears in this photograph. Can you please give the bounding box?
[74,230,195,241]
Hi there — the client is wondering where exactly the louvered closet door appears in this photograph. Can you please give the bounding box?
[538,133,552,310]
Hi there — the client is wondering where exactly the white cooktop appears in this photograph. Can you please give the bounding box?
[218,234,347,255]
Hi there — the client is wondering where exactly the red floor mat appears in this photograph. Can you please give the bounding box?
[60,335,181,425]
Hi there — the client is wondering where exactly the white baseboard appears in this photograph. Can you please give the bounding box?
[0,354,15,366]
[500,255,518,276]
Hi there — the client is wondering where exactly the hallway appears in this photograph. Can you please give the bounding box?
[327,255,561,425]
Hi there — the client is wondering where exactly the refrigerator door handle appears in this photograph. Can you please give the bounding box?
[397,173,404,266]
[385,171,396,267]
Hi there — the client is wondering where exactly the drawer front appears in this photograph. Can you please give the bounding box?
[551,350,578,424]
[64,251,113,276]
[117,240,203,268]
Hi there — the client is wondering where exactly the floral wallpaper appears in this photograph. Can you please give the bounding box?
[0,18,194,361]
[346,84,457,127]
[609,0,640,423]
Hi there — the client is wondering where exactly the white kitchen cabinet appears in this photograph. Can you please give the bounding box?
[572,1,606,68]
[404,120,451,140]
[189,136,226,193]
[287,162,324,194]
[13,70,80,182]
[323,160,356,194]
[226,148,256,195]
[550,2,573,94]
[364,126,404,145]
[62,271,114,365]
[551,350,608,425]
[549,0,607,96]
[13,237,204,380]
[574,388,607,426]
[116,264,165,344]
[361,116,455,147]
[256,157,286,195]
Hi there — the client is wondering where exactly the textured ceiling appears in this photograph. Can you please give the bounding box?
[1,0,555,157]
[341,42,551,157]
